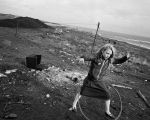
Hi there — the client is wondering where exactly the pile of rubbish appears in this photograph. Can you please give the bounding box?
[36,65,87,86]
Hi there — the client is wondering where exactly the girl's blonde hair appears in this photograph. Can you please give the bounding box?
[96,44,116,60]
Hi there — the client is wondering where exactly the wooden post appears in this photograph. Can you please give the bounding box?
[15,20,19,36]
[91,22,100,54]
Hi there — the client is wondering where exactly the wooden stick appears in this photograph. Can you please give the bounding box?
[91,22,100,54]
[112,84,132,90]
[136,90,150,108]
[15,20,19,36]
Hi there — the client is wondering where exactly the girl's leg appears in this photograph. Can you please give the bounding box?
[105,99,111,114]
[69,93,81,110]
[105,99,115,118]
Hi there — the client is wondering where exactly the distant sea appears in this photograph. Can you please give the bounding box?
[100,30,150,50]
[74,26,150,50]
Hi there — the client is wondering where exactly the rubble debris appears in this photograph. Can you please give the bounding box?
[128,103,136,110]
[38,66,86,84]
[46,94,50,98]
[60,51,73,57]
[4,113,17,119]
[5,94,11,98]
[64,87,69,90]
[3,103,8,112]
[138,103,145,110]
[5,69,17,74]
[72,77,79,83]
[0,73,7,77]
[54,28,63,34]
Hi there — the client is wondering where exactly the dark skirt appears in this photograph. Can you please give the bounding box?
[80,76,110,100]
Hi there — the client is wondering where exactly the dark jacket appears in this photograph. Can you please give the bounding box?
[82,55,128,81]
[80,55,128,100]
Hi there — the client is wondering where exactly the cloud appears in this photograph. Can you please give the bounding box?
[0,0,150,37]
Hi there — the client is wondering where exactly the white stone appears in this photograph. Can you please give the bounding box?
[46,94,50,98]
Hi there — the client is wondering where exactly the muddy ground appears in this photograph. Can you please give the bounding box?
[0,26,150,120]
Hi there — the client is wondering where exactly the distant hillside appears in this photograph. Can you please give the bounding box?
[0,17,51,28]
[0,13,17,19]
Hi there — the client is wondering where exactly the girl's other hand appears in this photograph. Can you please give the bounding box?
[76,57,85,64]
[126,52,131,59]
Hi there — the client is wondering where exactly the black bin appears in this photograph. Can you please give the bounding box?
[26,54,41,69]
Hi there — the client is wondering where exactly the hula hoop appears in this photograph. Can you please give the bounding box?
[78,84,123,120]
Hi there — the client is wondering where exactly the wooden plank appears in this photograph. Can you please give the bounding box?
[136,90,150,108]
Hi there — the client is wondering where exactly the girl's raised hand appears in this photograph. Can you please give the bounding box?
[76,57,85,64]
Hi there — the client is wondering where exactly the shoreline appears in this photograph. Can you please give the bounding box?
[101,35,150,50]
[73,26,150,50]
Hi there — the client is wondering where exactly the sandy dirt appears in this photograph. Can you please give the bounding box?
[0,26,150,120]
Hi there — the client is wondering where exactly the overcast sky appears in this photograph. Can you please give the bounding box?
[0,0,150,37]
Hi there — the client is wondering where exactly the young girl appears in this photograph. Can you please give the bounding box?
[69,44,130,119]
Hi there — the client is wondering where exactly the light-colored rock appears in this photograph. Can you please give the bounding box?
[0,73,7,77]
[5,69,17,74]
[46,94,50,98]
[4,113,17,119]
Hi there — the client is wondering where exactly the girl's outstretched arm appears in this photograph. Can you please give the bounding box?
[80,55,95,61]
[112,53,130,64]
